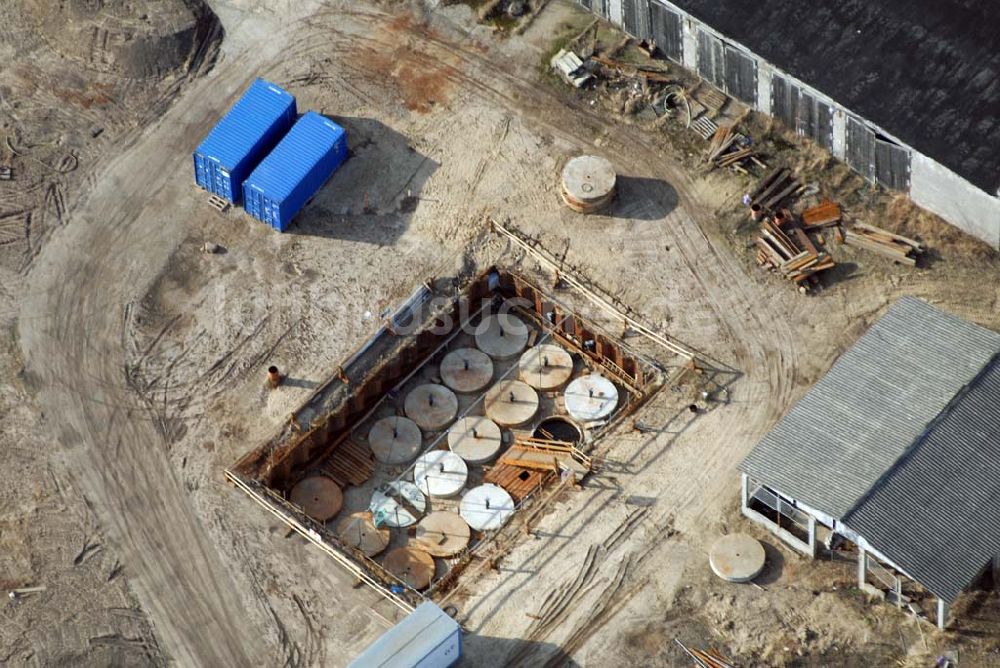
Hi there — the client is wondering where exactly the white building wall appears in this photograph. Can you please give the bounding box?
[756,62,772,115]
[831,110,847,160]
[607,0,623,27]
[910,152,1000,249]
[681,17,697,69]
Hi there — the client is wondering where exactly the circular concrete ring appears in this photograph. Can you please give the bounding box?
[404,384,459,431]
[440,348,494,393]
[709,534,766,583]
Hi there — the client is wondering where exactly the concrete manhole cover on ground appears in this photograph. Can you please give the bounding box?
[383,547,435,590]
[484,379,539,427]
[448,416,504,464]
[518,343,574,390]
[370,481,427,528]
[460,483,515,531]
[413,511,471,557]
[709,534,766,583]
[289,475,343,522]
[413,449,468,498]
[336,512,390,557]
[368,415,423,465]
[440,347,494,393]
[475,313,529,360]
[404,384,458,431]
[564,374,619,422]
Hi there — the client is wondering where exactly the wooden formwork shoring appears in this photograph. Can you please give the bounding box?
[491,219,695,361]
[224,469,420,614]
[251,262,665,490]
[229,260,673,602]
[263,293,493,491]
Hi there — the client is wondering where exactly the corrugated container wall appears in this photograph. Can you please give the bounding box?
[242,111,349,231]
[193,79,296,204]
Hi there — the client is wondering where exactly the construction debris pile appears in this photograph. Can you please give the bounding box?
[674,639,736,668]
[548,30,927,286]
[706,125,765,174]
[748,168,928,292]
[549,29,766,177]
[750,168,836,293]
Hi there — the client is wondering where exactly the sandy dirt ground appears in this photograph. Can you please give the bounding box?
[2,0,1000,666]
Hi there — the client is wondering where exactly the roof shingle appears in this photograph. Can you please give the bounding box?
[741,297,1000,601]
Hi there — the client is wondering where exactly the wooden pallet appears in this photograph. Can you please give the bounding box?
[208,194,231,213]
[484,461,550,503]
[692,81,728,113]
[0,166,11,181]
[690,115,718,140]
[317,438,375,488]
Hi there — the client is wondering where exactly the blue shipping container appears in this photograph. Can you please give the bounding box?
[242,111,348,231]
[193,79,296,204]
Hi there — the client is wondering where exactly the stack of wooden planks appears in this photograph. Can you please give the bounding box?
[750,167,802,213]
[690,81,727,115]
[755,210,835,292]
[674,639,736,668]
[841,221,924,266]
[706,126,764,173]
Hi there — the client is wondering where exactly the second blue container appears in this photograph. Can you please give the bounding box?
[242,112,349,231]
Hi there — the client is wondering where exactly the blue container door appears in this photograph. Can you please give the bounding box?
[244,185,282,229]
[216,169,234,202]
[194,154,235,202]
[193,153,209,190]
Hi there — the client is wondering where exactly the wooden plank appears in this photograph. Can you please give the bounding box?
[843,235,917,266]
[750,168,789,206]
[750,167,785,200]
[852,222,924,251]
[762,179,801,210]
[792,227,818,256]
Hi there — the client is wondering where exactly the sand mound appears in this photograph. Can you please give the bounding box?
[21,0,220,78]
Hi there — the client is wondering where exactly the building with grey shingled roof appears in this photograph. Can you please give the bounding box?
[577,0,1000,248]
[739,297,1000,628]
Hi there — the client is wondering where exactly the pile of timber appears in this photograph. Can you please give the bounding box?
[841,221,924,266]
[755,210,835,292]
[674,639,736,668]
[706,126,765,173]
[591,54,673,83]
[750,167,802,213]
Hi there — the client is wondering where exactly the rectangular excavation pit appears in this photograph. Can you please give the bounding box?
[226,267,665,612]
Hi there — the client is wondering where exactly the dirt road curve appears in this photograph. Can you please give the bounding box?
[19,81,259,668]
[16,3,324,663]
